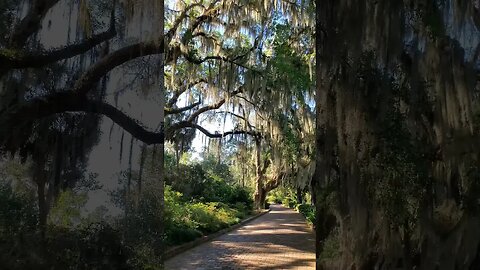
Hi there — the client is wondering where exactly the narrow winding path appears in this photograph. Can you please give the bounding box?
[165,204,316,269]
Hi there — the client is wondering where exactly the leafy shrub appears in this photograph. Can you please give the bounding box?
[164,186,199,245]
[0,180,37,235]
[164,156,253,209]
[164,186,248,246]
[297,204,315,224]
[1,222,132,270]
[231,202,249,219]
[49,190,88,228]
[267,188,286,204]
[189,202,239,233]
[282,197,297,208]
[227,185,253,209]
[268,186,301,208]
[320,227,340,260]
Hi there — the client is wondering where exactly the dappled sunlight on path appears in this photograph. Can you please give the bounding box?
[165,204,315,269]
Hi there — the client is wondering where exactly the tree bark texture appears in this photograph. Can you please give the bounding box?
[314,0,480,269]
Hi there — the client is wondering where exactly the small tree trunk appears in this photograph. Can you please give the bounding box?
[35,169,48,238]
[296,187,303,204]
[138,143,146,195]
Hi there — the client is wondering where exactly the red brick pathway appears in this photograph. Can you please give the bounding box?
[165,204,316,269]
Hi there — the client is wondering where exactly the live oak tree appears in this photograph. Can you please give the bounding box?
[0,0,316,267]
[314,0,480,269]
[0,0,167,262]
[0,0,313,260]
[164,0,314,209]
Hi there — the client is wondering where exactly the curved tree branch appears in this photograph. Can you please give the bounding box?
[167,121,259,139]
[1,92,164,145]
[74,38,165,96]
[167,78,207,107]
[165,3,204,41]
[1,26,116,69]
[9,0,61,47]
[165,101,201,115]
[186,87,243,122]
[1,89,251,145]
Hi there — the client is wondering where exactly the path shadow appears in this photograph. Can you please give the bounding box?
[165,204,316,270]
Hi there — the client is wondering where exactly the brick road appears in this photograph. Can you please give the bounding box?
[165,204,316,269]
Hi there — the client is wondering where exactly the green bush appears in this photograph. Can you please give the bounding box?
[282,197,297,208]
[268,186,304,209]
[163,186,249,246]
[232,202,250,219]
[267,188,285,204]
[164,186,199,245]
[320,227,340,260]
[164,156,253,209]
[0,180,37,235]
[227,185,253,209]
[297,204,315,224]
[0,222,133,270]
[189,202,240,233]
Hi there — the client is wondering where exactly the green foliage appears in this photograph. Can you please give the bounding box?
[362,82,430,227]
[165,155,253,209]
[164,186,249,246]
[122,186,164,249]
[282,197,297,208]
[319,227,340,261]
[0,174,137,270]
[297,204,315,224]
[277,114,302,163]
[267,23,313,98]
[0,180,37,235]
[189,202,240,233]
[164,186,201,245]
[49,190,88,228]
[267,188,285,204]
[128,151,254,249]
[267,186,301,208]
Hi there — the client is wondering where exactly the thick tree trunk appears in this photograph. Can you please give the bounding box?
[157,1,165,265]
[314,0,480,269]
[254,179,265,209]
[254,187,268,210]
[253,137,266,209]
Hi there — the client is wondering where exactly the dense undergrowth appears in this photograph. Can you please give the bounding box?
[0,154,253,270]
[164,185,252,246]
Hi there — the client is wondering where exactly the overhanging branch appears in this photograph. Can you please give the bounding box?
[1,26,116,69]
[165,101,201,115]
[1,92,164,145]
[167,78,207,107]
[167,121,259,139]
[186,87,243,122]
[74,38,165,96]
[2,89,253,145]
[9,0,61,47]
